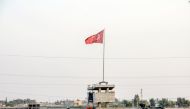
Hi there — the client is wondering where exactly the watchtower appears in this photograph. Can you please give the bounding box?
[87,81,115,108]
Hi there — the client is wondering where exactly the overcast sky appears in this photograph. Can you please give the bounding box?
[0,0,190,102]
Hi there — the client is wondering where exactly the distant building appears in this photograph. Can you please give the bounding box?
[63,100,74,107]
[0,103,2,108]
[0,104,40,109]
[0,101,5,108]
[73,99,84,107]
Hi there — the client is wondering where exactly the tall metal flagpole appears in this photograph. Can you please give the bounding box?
[103,29,105,82]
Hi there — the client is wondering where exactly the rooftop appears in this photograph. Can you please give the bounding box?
[87,83,115,90]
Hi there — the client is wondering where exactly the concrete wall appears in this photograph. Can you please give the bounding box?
[1,107,190,109]
[166,108,190,109]
[42,107,190,109]
[94,92,115,103]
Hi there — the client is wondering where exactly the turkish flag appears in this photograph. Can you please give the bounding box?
[85,30,104,44]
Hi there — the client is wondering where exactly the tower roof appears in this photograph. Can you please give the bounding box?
[87,84,115,90]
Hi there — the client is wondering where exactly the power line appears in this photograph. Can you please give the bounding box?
[0,73,190,79]
[1,54,190,60]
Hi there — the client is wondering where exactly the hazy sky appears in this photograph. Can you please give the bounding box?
[0,0,190,102]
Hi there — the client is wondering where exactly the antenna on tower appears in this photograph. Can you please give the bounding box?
[140,88,143,101]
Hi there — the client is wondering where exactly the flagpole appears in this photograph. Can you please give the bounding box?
[103,29,105,82]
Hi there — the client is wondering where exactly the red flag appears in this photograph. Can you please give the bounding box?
[85,30,104,44]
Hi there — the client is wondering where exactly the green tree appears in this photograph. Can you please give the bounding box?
[141,100,149,106]
[158,98,169,108]
[176,97,190,107]
[122,100,132,107]
[168,100,175,107]
[6,98,36,107]
[149,98,155,107]
[134,94,140,107]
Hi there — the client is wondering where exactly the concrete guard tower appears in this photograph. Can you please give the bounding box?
[87,81,115,108]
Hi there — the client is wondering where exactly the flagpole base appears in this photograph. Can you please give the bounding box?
[99,81,108,85]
